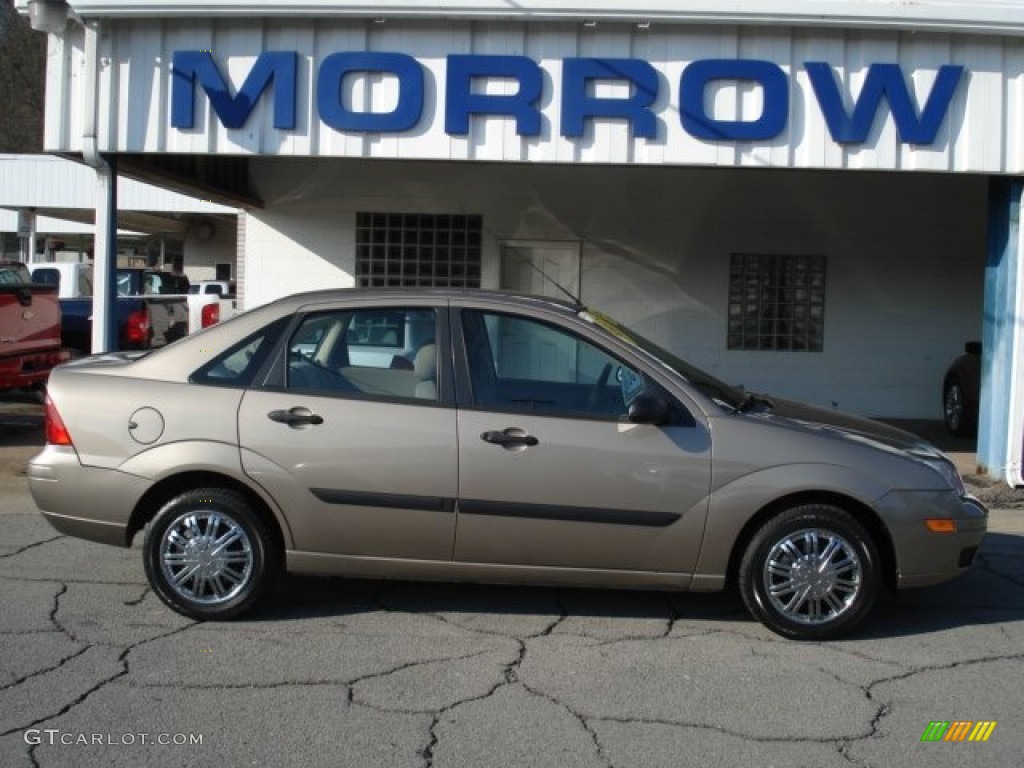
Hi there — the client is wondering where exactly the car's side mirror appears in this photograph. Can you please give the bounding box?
[627,392,669,426]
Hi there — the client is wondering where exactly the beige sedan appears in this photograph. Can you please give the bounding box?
[28,289,987,640]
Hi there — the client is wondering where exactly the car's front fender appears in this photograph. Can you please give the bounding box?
[691,463,889,590]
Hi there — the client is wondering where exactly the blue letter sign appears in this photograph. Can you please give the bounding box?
[806,62,964,144]
[172,51,297,130]
[561,58,659,138]
[317,52,424,133]
[446,55,543,135]
[680,59,788,141]
[170,49,964,149]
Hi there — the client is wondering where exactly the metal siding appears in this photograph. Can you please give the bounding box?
[44,19,1024,174]
[1010,47,1024,173]
[0,155,236,213]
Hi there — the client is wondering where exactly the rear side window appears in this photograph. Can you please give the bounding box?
[190,318,288,388]
[32,267,60,288]
[286,307,438,401]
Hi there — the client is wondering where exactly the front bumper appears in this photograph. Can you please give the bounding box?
[27,444,152,547]
[877,490,988,588]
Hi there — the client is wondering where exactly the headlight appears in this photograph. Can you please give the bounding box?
[915,454,967,497]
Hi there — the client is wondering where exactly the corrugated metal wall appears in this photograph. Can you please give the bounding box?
[44,19,1024,173]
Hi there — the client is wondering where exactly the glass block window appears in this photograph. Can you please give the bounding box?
[727,254,826,351]
[355,213,483,288]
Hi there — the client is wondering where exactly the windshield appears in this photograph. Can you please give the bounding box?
[580,309,748,411]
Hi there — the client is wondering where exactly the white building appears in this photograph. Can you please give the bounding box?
[15,0,1024,484]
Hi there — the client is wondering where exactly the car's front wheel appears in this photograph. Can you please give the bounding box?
[143,488,280,620]
[739,504,880,640]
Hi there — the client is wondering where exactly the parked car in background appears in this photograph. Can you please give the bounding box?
[28,262,94,300]
[186,279,237,333]
[943,341,981,437]
[0,261,68,393]
[31,264,189,355]
[29,289,987,640]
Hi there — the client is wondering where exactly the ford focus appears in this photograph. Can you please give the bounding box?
[28,289,987,640]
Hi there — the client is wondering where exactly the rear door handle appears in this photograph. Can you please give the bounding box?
[481,428,539,448]
[268,407,324,427]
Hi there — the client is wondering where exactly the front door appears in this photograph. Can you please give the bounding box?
[238,303,457,561]
[454,307,712,574]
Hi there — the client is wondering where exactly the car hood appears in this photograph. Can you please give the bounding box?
[750,396,943,458]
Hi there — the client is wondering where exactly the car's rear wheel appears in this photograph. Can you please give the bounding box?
[739,504,880,640]
[143,488,279,620]
[943,376,975,437]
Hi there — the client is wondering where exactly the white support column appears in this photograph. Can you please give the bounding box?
[1003,183,1024,487]
[91,158,117,353]
[978,178,1024,486]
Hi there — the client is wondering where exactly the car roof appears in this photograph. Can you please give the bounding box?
[268,287,584,315]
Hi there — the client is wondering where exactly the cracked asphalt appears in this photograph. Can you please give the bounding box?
[2,404,1023,767]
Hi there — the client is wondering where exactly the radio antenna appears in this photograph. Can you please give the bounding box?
[510,250,582,307]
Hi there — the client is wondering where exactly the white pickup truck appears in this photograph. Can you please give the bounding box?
[187,280,237,332]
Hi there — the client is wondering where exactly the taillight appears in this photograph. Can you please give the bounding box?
[44,394,73,446]
[125,308,150,345]
[201,302,220,328]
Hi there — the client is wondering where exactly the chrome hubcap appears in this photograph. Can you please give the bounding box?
[763,528,862,625]
[160,511,253,604]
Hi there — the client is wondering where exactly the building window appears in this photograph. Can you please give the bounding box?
[355,213,483,288]
[727,254,826,351]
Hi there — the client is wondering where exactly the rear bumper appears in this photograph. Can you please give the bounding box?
[877,490,988,588]
[27,444,151,547]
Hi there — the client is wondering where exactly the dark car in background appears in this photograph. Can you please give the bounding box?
[943,342,981,437]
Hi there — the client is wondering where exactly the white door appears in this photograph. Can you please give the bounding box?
[500,241,581,301]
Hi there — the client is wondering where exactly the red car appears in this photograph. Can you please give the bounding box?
[943,341,981,437]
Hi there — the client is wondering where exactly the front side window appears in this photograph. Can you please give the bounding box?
[462,310,644,419]
[286,307,438,401]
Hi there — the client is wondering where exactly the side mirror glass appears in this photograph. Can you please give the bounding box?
[627,392,669,426]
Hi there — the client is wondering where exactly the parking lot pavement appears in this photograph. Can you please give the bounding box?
[2,405,1023,767]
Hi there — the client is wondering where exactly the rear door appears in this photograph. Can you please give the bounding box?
[452,305,712,574]
[238,300,458,561]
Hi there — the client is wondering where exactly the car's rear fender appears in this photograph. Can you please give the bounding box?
[118,440,293,550]
[692,464,896,591]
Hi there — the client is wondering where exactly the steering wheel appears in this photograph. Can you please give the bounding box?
[586,363,614,412]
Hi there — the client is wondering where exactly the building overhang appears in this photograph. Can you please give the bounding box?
[14,0,1024,37]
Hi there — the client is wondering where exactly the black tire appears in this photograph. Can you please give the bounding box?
[143,488,280,621]
[739,504,880,640]
[943,376,975,437]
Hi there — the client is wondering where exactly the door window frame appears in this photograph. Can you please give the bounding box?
[451,305,693,425]
[257,301,455,408]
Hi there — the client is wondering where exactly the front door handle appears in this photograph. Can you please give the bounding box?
[268,407,324,427]
[481,428,539,448]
